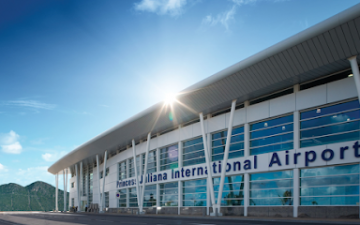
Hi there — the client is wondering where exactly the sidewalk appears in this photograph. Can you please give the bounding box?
[75,211,360,224]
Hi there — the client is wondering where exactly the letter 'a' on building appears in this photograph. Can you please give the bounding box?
[48,4,360,219]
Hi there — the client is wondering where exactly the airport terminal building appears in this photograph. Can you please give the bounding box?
[49,4,360,218]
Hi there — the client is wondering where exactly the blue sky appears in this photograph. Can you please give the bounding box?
[0,0,360,189]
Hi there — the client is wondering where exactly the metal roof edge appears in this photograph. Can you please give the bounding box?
[182,3,360,93]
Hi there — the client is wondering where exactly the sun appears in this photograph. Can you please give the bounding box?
[164,92,178,105]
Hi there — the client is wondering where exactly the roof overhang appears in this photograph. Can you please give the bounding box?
[48,3,360,174]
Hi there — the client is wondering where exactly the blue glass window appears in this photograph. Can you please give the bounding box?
[118,189,127,207]
[129,187,138,207]
[300,100,360,148]
[250,115,293,155]
[118,161,126,180]
[128,157,140,178]
[211,126,244,161]
[143,185,157,207]
[300,164,360,206]
[182,179,207,206]
[183,137,205,167]
[147,150,157,174]
[160,144,178,171]
[160,182,178,207]
[250,171,293,206]
[105,192,109,208]
[213,175,244,206]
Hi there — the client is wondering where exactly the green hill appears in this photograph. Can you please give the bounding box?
[0,181,69,211]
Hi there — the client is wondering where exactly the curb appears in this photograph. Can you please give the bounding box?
[64,212,360,224]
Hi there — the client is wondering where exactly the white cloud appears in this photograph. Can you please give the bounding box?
[0,130,23,154]
[3,100,56,110]
[200,0,264,31]
[202,5,237,31]
[0,163,8,172]
[134,0,187,17]
[42,151,67,162]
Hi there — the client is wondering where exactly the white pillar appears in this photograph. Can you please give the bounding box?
[79,162,83,212]
[96,155,101,209]
[75,164,80,211]
[244,101,250,157]
[199,112,216,215]
[55,173,58,212]
[156,183,160,214]
[63,170,66,212]
[140,133,151,213]
[100,151,108,212]
[178,180,181,215]
[65,168,68,211]
[132,139,142,213]
[293,168,299,217]
[244,173,249,216]
[216,100,236,216]
[294,84,300,150]
[348,56,360,103]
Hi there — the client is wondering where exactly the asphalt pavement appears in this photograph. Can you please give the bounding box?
[0,212,359,225]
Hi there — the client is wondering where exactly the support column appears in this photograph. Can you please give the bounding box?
[178,180,181,215]
[177,125,182,216]
[55,173,58,212]
[216,99,236,216]
[79,162,83,212]
[96,155,101,210]
[348,56,360,103]
[244,173,249,217]
[244,101,250,157]
[75,164,80,211]
[293,168,299,217]
[199,112,216,216]
[65,168,68,211]
[140,133,151,214]
[132,139,142,214]
[63,170,66,212]
[100,151,108,213]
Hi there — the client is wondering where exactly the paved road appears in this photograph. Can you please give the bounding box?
[0,212,357,225]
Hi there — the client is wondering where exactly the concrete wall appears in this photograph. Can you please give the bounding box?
[180,207,207,216]
[248,207,293,217]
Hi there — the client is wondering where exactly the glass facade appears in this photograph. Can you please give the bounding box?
[129,187,138,207]
[137,154,145,175]
[183,137,205,167]
[300,164,360,205]
[105,192,109,208]
[250,171,293,206]
[212,126,244,161]
[84,98,360,212]
[160,182,178,206]
[118,161,126,180]
[118,189,127,207]
[87,164,93,204]
[300,100,360,148]
[250,115,293,155]
[129,158,136,178]
[147,150,157,173]
[129,155,145,178]
[160,144,178,171]
[143,185,157,207]
[183,179,207,206]
[213,175,244,206]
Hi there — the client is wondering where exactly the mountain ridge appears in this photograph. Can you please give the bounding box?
[0,181,69,211]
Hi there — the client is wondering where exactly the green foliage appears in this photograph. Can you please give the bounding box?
[0,181,69,211]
